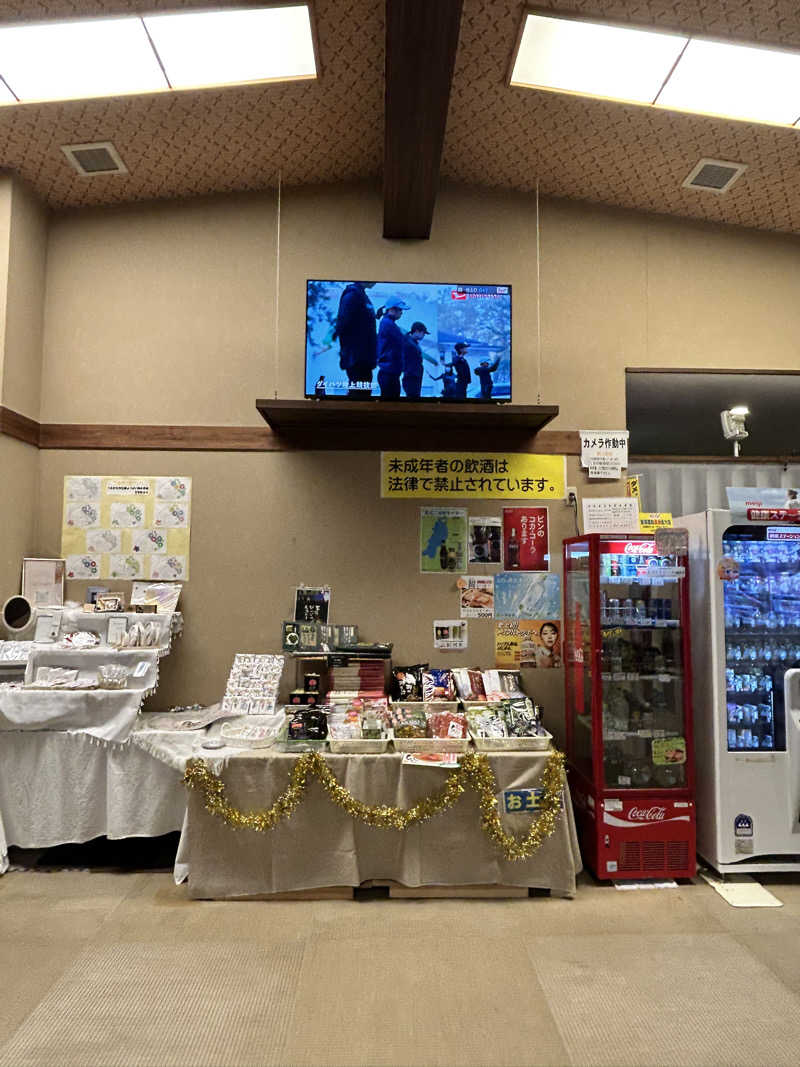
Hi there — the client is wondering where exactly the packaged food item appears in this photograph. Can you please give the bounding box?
[466,706,508,739]
[391,705,427,738]
[504,697,542,737]
[422,668,455,701]
[427,709,468,739]
[452,668,486,702]
[390,664,427,701]
[360,710,383,739]
[287,708,328,740]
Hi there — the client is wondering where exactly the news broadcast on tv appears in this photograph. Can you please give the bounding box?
[305,280,512,402]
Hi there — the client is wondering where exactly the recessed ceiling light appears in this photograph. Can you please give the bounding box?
[0,17,167,103]
[143,5,317,90]
[656,38,800,125]
[510,10,800,130]
[510,13,688,105]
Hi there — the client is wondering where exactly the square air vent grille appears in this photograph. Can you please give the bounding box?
[60,141,128,177]
[682,158,746,195]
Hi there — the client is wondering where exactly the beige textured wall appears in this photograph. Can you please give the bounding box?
[0,435,38,598]
[0,177,10,391]
[39,181,800,428]
[29,178,800,733]
[41,194,276,425]
[35,450,600,743]
[1,178,48,419]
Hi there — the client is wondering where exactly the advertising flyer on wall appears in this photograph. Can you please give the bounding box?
[293,586,331,623]
[433,620,468,651]
[502,507,549,571]
[494,572,561,620]
[495,619,562,669]
[458,576,494,618]
[420,507,467,573]
[467,517,502,564]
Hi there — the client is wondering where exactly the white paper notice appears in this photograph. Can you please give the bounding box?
[580,430,629,479]
[433,620,468,651]
[582,497,640,534]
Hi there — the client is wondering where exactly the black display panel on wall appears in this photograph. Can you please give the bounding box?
[305,280,512,402]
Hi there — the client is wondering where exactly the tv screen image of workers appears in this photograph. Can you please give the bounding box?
[305,280,512,402]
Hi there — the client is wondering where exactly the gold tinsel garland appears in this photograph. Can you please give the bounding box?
[183,748,566,862]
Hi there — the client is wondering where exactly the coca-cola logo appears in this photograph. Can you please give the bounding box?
[623,542,655,554]
[628,806,666,821]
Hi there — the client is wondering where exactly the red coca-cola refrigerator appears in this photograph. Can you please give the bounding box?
[563,533,696,880]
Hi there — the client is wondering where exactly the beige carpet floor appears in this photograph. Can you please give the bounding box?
[1,869,799,1067]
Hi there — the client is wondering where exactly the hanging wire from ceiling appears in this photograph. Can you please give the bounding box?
[274,169,282,400]
[536,178,542,405]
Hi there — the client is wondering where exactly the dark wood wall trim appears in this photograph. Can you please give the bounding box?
[39,423,278,451]
[0,406,40,447]
[0,407,581,454]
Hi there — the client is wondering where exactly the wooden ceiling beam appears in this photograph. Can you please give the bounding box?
[383,0,463,239]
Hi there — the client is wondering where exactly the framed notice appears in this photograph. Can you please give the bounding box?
[22,559,65,607]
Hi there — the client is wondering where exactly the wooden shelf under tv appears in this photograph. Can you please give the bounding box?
[255,399,560,452]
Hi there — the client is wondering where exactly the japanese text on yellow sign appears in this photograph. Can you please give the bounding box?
[381,453,566,500]
[639,512,673,534]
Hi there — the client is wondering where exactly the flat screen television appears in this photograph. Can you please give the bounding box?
[305,280,512,402]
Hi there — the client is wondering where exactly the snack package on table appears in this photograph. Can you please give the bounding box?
[466,705,508,739]
[391,704,427,738]
[426,708,468,739]
[452,668,486,702]
[503,697,542,737]
[390,664,427,701]
[422,668,455,701]
[287,708,328,740]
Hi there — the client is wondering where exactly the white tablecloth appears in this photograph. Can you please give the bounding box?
[0,730,186,873]
[0,650,160,742]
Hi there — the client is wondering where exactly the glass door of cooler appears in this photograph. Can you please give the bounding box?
[721,525,800,753]
[564,539,595,783]
[598,536,690,791]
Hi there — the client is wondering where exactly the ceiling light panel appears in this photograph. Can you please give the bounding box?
[510,13,687,105]
[656,38,800,125]
[143,5,316,90]
[0,17,168,103]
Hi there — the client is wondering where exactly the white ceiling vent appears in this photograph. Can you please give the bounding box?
[682,157,746,194]
[60,141,128,176]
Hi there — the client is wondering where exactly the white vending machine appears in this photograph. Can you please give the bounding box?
[680,509,800,873]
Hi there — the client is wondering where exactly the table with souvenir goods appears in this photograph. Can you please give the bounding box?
[0,603,185,872]
[151,656,581,899]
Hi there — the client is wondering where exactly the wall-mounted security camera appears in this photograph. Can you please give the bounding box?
[720,405,749,458]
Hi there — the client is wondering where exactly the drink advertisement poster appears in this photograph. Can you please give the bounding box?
[494,572,561,620]
[502,508,549,571]
[495,619,562,669]
[419,508,467,573]
[458,576,494,618]
[468,517,502,564]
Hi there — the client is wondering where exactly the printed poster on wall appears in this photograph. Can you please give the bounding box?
[502,507,549,571]
[457,576,494,618]
[495,619,562,669]
[468,517,502,564]
[61,476,191,582]
[420,507,467,573]
[382,452,566,500]
[494,572,561,620]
